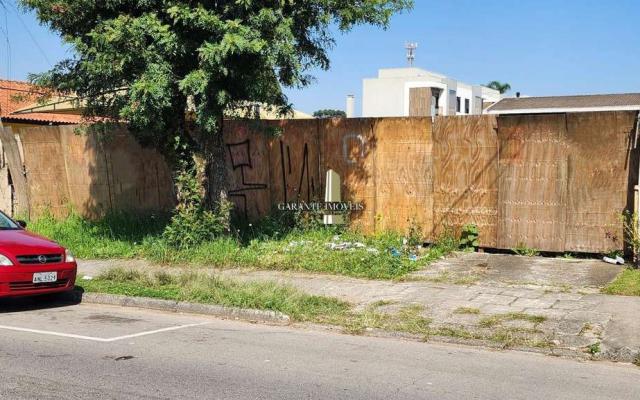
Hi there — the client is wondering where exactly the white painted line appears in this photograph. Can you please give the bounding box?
[0,322,211,342]
[102,322,212,342]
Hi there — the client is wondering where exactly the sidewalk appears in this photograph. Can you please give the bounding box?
[78,253,640,363]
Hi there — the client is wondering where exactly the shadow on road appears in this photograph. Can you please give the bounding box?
[0,288,84,313]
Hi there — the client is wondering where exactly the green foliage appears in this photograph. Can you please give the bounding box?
[603,269,640,296]
[459,224,479,250]
[21,0,413,146]
[485,81,511,94]
[587,342,601,355]
[162,164,232,249]
[82,268,351,322]
[313,109,346,118]
[405,218,424,247]
[29,212,456,280]
[513,242,540,257]
[619,211,639,265]
[28,209,168,259]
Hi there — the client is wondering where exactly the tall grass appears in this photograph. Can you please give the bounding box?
[29,211,457,280]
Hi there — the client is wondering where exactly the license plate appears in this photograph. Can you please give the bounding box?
[33,272,57,284]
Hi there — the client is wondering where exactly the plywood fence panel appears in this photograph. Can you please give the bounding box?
[564,111,635,252]
[0,127,28,216]
[268,119,321,205]
[100,129,175,214]
[432,115,499,247]
[497,114,569,251]
[223,120,272,220]
[58,127,111,218]
[320,118,377,233]
[374,117,433,236]
[19,126,70,218]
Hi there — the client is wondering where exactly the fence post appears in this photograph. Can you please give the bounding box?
[0,123,30,218]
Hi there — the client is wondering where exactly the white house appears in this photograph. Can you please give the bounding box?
[361,68,501,118]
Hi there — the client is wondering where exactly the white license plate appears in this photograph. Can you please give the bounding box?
[33,272,57,284]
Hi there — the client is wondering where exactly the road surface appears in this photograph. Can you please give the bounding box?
[0,298,638,399]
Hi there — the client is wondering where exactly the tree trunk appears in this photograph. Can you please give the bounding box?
[203,117,232,226]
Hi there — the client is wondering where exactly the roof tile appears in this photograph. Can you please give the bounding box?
[0,79,82,124]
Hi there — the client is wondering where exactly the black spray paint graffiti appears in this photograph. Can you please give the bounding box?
[227,138,318,217]
[226,139,267,218]
[279,140,316,203]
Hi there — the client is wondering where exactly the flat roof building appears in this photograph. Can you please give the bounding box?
[362,68,501,118]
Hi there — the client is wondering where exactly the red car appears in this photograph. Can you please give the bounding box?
[0,211,77,297]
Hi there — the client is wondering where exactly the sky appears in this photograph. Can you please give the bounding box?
[1,0,639,116]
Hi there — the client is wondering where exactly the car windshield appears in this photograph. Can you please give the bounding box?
[0,212,19,230]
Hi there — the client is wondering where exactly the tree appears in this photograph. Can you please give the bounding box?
[485,81,511,94]
[313,109,347,118]
[21,0,413,226]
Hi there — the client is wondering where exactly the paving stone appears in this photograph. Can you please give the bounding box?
[499,288,543,299]
[539,292,584,301]
[552,300,589,310]
[555,334,596,349]
[477,304,526,314]
[564,310,612,326]
[522,307,567,319]
[510,297,557,309]
[470,293,517,305]
[555,319,587,335]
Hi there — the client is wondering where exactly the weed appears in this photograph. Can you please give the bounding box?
[459,224,479,251]
[478,312,546,328]
[453,307,480,315]
[30,212,457,280]
[587,342,601,355]
[81,268,350,322]
[513,243,540,257]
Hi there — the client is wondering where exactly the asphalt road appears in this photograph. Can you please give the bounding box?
[0,298,639,400]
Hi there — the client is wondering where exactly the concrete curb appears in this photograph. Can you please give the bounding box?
[66,290,291,325]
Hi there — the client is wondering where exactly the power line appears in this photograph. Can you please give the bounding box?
[0,1,12,79]
[6,0,51,65]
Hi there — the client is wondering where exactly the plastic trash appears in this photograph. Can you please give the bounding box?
[82,275,94,280]
[602,256,618,265]
[616,256,625,265]
[408,254,418,262]
[390,248,401,257]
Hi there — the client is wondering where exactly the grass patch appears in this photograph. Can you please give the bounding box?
[342,303,432,335]
[81,268,350,322]
[478,312,546,328]
[80,269,433,335]
[31,211,457,280]
[81,268,553,349]
[453,307,480,315]
[602,269,640,296]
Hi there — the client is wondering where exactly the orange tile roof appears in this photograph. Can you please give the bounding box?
[0,79,82,124]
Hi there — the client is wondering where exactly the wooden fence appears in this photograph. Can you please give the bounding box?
[223,112,637,253]
[2,111,637,253]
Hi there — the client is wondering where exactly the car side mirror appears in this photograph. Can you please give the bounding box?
[16,220,27,228]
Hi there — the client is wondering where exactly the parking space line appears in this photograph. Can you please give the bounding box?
[0,322,211,342]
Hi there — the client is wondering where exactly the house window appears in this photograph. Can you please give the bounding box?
[456,97,461,112]
[465,98,470,114]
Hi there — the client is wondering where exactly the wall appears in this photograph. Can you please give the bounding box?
[4,111,636,253]
[222,112,636,253]
[14,125,175,219]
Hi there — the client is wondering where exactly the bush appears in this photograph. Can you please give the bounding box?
[162,164,231,249]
